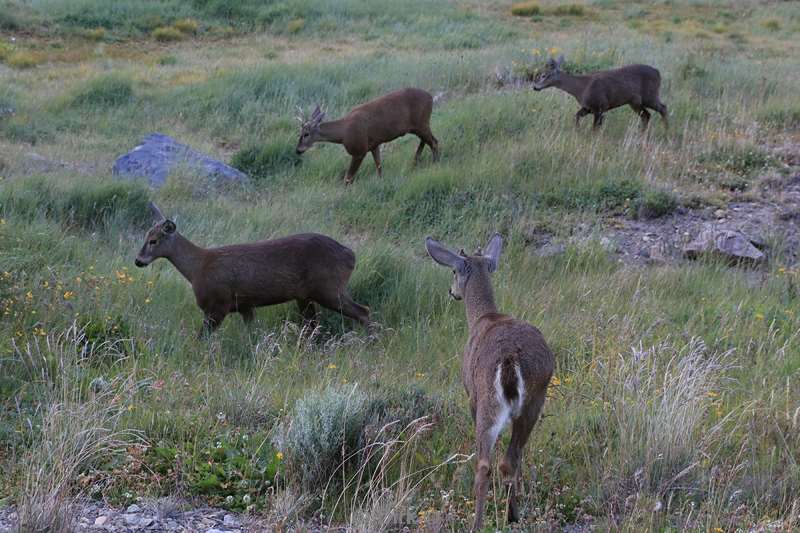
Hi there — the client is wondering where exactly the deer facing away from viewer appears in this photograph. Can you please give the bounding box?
[533,55,668,131]
[295,87,439,184]
[135,203,370,337]
[425,234,554,531]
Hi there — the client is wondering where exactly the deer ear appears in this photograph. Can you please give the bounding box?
[161,219,176,235]
[555,54,565,68]
[425,237,465,270]
[484,233,502,273]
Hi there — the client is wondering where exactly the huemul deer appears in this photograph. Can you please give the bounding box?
[425,233,554,531]
[134,203,370,336]
[295,87,439,184]
[533,55,668,131]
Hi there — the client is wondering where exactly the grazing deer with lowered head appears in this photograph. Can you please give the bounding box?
[134,203,370,337]
[295,87,439,184]
[533,55,668,131]
[425,233,554,531]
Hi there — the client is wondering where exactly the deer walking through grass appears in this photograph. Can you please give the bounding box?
[425,233,554,531]
[295,87,439,184]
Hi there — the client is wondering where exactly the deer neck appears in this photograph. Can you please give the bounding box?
[464,273,498,331]
[317,119,348,145]
[554,73,591,102]
[164,233,206,284]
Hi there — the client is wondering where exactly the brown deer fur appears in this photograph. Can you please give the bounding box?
[295,87,439,184]
[135,204,370,336]
[533,55,668,130]
[425,234,554,531]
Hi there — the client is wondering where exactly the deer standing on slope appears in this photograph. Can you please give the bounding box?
[425,233,554,531]
[134,203,370,337]
[295,87,439,184]
[533,55,668,131]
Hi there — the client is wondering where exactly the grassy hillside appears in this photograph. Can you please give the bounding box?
[1,0,799,530]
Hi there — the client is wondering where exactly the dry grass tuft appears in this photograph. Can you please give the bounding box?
[152,26,184,42]
[7,50,44,69]
[174,18,199,35]
[511,1,541,16]
[13,325,143,532]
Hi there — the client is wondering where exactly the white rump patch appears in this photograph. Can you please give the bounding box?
[489,363,526,445]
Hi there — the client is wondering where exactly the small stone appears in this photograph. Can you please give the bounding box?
[94,515,109,526]
[223,515,239,527]
[714,208,726,218]
[126,504,142,514]
[124,513,140,525]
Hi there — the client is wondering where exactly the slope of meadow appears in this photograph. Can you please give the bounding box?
[1,0,799,530]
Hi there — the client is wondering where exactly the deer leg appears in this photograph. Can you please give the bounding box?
[315,292,371,327]
[592,111,604,130]
[239,308,255,325]
[630,104,651,131]
[199,310,226,338]
[413,138,426,166]
[344,154,365,185]
[370,146,382,177]
[472,410,499,532]
[654,102,669,129]
[296,299,319,330]
[424,130,440,162]
[575,107,590,128]
[500,391,546,524]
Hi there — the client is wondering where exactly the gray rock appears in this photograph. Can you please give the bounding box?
[94,515,109,526]
[126,504,141,514]
[113,133,248,188]
[124,513,141,525]
[223,514,239,527]
[683,226,765,263]
[534,242,566,257]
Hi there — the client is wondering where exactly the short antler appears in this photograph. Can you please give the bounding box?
[295,105,306,124]
[149,201,165,221]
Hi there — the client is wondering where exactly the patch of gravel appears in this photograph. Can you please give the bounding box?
[530,170,800,267]
[0,500,275,533]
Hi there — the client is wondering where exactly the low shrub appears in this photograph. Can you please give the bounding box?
[7,51,44,69]
[286,18,305,34]
[1,176,151,230]
[174,18,199,34]
[762,18,780,32]
[635,189,678,219]
[230,139,301,181]
[152,26,184,42]
[82,27,106,41]
[551,3,586,16]
[0,42,13,61]
[543,178,642,212]
[699,144,771,175]
[157,54,178,66]
[65,74,134,109]
[511,2,541,16]
[273,385,368,489]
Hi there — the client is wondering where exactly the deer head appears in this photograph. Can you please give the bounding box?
[295,104,327,154]
[533,55,565,91]
[425,233,502,300]
[135,202,177,267]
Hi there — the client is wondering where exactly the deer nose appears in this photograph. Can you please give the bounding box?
[134,259,146,267]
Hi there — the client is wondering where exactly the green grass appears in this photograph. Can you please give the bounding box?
[1,0,800,530]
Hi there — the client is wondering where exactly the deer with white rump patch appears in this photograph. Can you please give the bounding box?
[134,203,370,337]
[425,233,554,531]
[295,87,439,184]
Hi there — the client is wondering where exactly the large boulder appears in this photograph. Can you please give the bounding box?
[113,133,248,188]
[683,225,765,264]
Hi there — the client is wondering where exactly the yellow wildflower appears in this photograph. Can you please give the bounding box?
[63,291,74,300]
[755,313,764,320]
[25,291,33,301]
[145,298,151,304]
[327,363,337,370]
[276,452,283,460]
[549,47,559,55]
